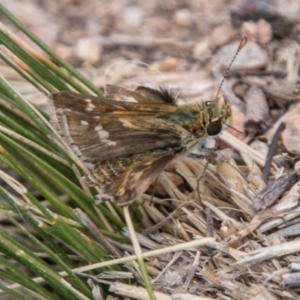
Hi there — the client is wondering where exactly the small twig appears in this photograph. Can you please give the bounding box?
[183,251,200,289]
[262,122,286,183]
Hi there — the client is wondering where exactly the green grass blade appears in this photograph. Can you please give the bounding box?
[0,30,69,91]
[0,257,57,300]
[0,228,92,299]
[0,4,102,95]
[0,76,50,134]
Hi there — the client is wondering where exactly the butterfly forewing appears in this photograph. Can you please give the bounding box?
[56,110,185,161]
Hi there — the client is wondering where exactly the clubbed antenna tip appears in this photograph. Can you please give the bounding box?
[216,37,248,99]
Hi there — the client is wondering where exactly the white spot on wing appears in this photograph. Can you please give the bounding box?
[84,98,96,112]
[98,130,109,139]
[124,96,137,103]
[94,125,109,139]
[94,125,103,131]
[102,139,117,146]
[119,118,139,129]
[80,120,89,126]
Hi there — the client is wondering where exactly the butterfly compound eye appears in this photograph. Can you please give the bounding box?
[206,120,222,136]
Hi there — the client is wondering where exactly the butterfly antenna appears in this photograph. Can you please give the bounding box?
[215,37,248,99]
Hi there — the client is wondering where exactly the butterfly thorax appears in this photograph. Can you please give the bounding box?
[158,99,231,139]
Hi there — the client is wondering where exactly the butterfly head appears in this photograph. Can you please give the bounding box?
[175,96,231,139]
[204,96,231,136]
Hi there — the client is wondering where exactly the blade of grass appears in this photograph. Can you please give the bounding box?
[41,218,110,265]
[124,206,156,300]
[0,30,69,91]
[9,217,92,296]
[0,228,92,299]
[0,49,47,94]
[0,256,59,300]
[36,53,95,94]
[0,182,121,275]
[0,132,125,228]
[0,76,50,134]
[0,119,65,160]
[0,149,77,220]
[0,6,102,95]
[0,93,45,130]
[0,282,39,300]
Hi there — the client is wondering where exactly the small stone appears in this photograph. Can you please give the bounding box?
[241,22,259,42]
[241,20,272,44]
[209,24,236,48]
[174,9,193,27]
[257,19,273,44]
[123,6,144,26]
[75,38,102,66]
[159,56,186,72]
[192,41,211,62]
[282,113,300,155]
